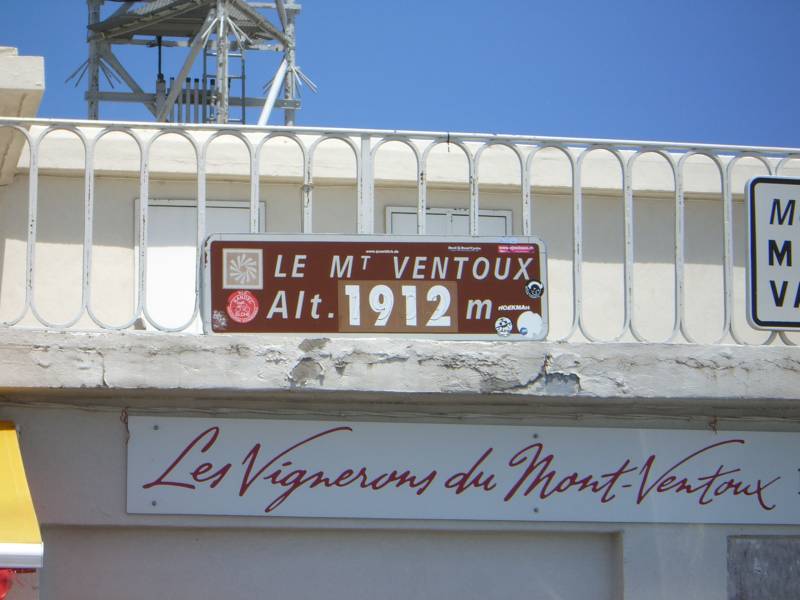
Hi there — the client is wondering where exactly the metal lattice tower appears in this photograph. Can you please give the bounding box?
[74,0,312,125]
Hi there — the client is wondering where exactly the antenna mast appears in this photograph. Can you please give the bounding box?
[79,0,311,125]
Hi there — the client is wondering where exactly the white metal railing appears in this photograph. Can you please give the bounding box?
[0,116,797,345]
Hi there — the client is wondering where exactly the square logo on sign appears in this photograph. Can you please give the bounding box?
[222,248,263,289]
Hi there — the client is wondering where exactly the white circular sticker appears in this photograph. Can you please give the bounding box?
[517,311,544,339]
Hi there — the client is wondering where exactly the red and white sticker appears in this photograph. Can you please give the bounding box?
[226,290,259,324]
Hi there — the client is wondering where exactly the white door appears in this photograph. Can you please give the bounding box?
[386,207,512,236]
[144,200,264,331]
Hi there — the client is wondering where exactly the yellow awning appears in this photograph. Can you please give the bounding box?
[0,421,42,569]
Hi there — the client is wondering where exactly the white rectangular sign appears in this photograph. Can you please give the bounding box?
[127,417,800,524]
[747,176,800,330]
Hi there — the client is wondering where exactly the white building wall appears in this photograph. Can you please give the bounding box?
[0,50,799,600]
[3,396,799,600]
[41,525,619,600]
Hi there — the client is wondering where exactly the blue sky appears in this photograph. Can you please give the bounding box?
[5,1,800,147]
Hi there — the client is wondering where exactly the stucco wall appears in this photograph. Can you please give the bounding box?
[40,525,619,600]
[3,394,800,600]
[0,166,780,344]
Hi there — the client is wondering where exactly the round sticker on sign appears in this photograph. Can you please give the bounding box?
[226,290,259,324]
[494,317,513,336]
[524,280,544,300]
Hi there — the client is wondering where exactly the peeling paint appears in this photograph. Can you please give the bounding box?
[334,349,411,370]
[536,372,581,395]
[299,338,329,353]
[0,331,795,404]
[289,357,324,387]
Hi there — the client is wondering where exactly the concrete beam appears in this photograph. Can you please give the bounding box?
[0,47,45,186]
[0,330,797,416]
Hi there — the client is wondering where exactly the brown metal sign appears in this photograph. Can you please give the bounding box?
[202,235,548,339]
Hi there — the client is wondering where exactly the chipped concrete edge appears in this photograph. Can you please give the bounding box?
[0,330,797,404]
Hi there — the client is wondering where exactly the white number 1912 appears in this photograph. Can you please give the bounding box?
[344,283,451,328]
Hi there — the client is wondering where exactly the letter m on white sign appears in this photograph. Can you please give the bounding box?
[747,177,800,330]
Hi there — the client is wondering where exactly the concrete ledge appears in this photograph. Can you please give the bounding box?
[0,330,797,412]
[0,48,44,185]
